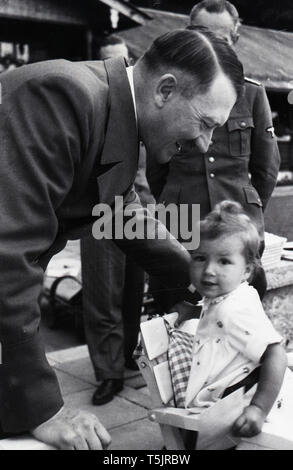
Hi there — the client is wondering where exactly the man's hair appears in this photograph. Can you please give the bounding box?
[98,35,126,49]
[190,0,241,28]
[140,28,244,98]
[95,35,128,59]
[199,201,260,269]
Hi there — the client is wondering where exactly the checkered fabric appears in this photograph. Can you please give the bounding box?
[165,320,194,408]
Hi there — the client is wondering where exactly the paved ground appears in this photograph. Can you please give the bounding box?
[47,345,164,451]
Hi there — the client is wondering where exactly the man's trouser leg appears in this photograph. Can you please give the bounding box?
[122,256,145,362]
[81,237,126,381]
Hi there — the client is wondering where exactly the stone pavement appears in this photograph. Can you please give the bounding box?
[47,345,164,451]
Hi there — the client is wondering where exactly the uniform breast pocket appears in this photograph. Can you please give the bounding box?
[227,117,254,157]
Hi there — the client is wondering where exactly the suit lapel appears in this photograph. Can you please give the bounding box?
[97,57,139,206]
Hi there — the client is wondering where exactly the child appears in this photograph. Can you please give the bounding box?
[174,201,287,438]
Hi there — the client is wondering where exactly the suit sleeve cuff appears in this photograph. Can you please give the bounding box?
[0,332,64,433]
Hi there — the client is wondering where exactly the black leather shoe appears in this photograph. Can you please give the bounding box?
[92,379,124,405]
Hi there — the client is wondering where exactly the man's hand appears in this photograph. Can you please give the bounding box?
[31,406,111,450]
[232,404,266,437]
[171,301,202,327]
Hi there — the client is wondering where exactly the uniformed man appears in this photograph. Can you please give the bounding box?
[147,0,280,312]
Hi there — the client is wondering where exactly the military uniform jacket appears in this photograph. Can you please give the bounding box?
[147,80,280,240]
[0,57,193,433]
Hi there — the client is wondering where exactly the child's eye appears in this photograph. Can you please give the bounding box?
[193,255,205,262]
[220,258,231,265]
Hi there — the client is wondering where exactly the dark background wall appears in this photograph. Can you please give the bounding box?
[134,0,293,32]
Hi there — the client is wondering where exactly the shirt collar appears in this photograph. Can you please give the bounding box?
[203,281,249,308]
[126,66,137,124]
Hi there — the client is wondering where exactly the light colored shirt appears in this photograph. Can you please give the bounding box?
[185,282,282,409]
[126,66,137,124]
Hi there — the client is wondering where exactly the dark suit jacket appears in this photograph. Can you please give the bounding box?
[0,57,192,433]
[147,80,280,240]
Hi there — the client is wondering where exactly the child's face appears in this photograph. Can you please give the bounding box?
[190,234,252,299]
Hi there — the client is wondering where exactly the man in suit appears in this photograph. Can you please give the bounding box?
[0,28,243,449]
[147,0,280,314]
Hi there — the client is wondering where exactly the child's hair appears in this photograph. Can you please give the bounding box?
[199,200,261,270]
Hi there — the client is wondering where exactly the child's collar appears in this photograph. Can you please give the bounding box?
[203,281,249,307]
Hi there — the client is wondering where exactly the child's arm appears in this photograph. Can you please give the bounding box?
[232,343,287,437]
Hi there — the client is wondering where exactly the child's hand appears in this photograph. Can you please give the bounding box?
[171,301,201,327]
[232,404,266,437]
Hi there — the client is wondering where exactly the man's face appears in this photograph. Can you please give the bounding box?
[192,9,238,46]
[143,72,237,163]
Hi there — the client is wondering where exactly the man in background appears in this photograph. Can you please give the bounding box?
[94,35,130,61]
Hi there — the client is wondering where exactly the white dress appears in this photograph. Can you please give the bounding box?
[185,282,282,409]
